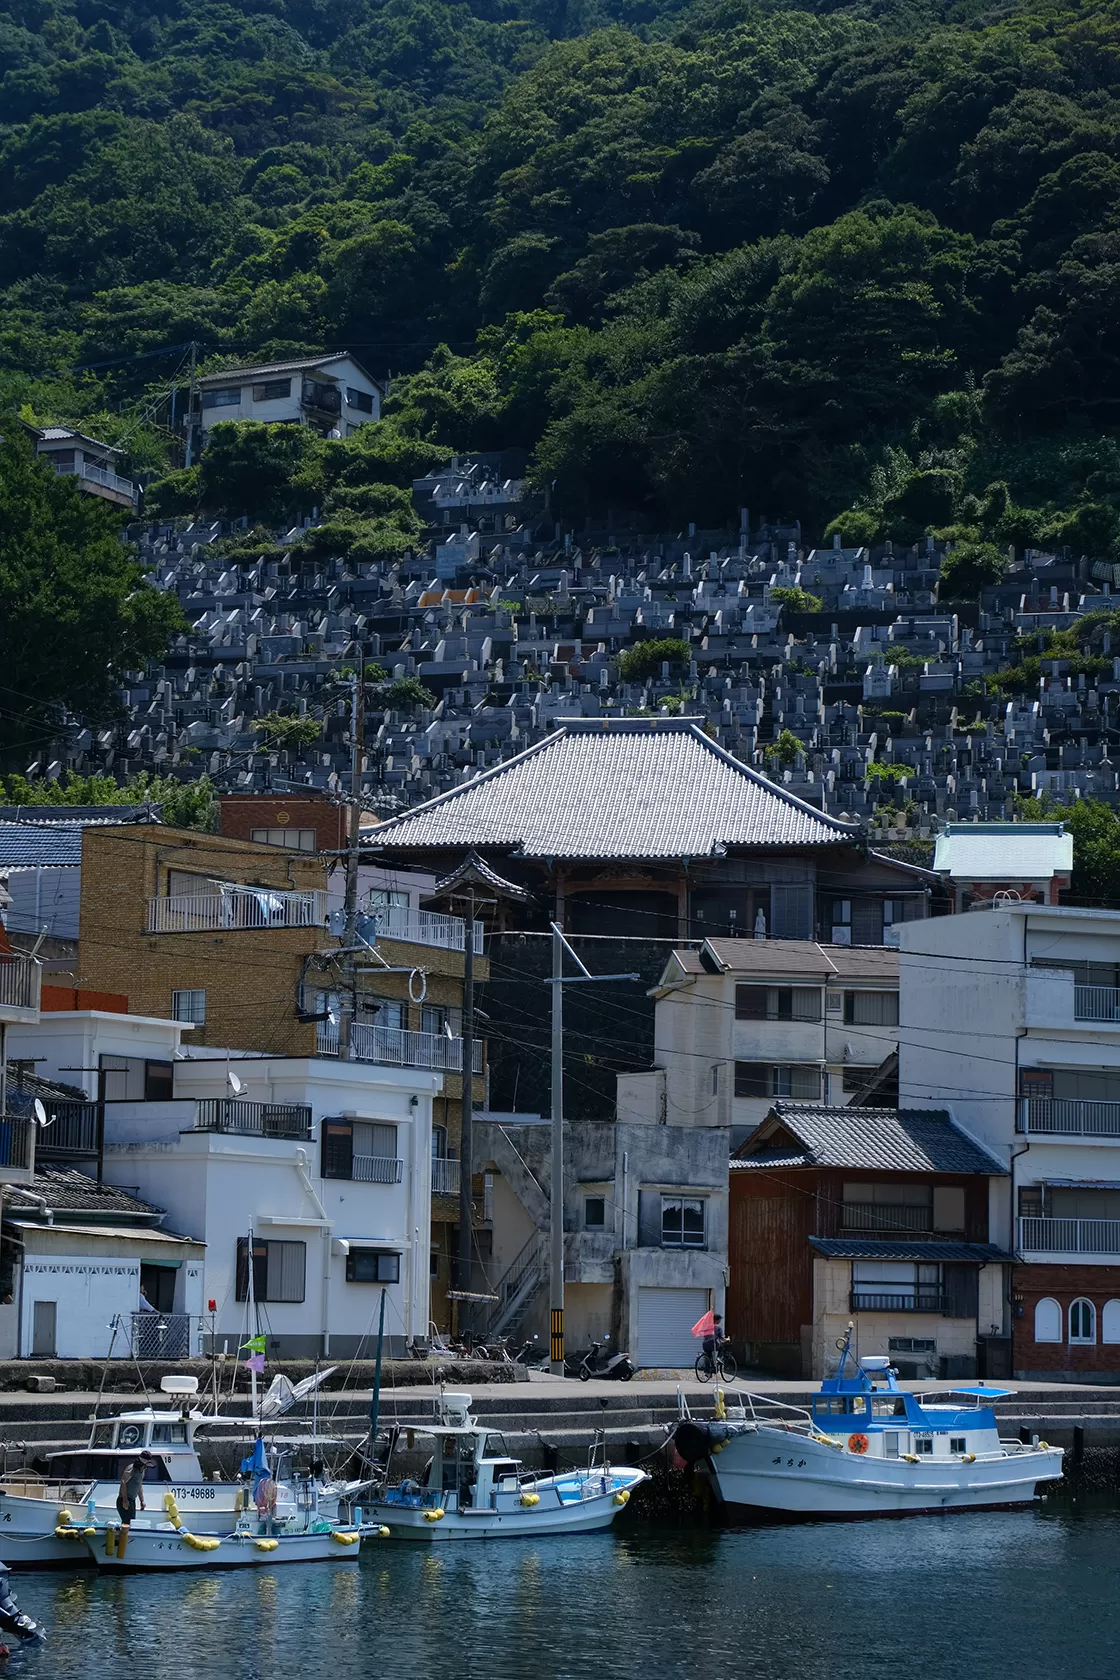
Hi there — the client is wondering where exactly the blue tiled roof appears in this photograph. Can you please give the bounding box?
[371,718,859,861]
[810,1238,1013,1262]
[0,824,84,868]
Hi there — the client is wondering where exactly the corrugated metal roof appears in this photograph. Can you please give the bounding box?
[370,720,860,861]
[933,822,1073,881]
[810,1238,1013,1261]
[734,1105,1006,1175]
[0,824,83,868]
[197,354,348,385]
[698,939,899,980]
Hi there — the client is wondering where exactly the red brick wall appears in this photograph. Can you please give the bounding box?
[1013,1263,1120,1374]
[218,795,347,852]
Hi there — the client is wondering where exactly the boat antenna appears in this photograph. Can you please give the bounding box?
[835,1320,855,1377]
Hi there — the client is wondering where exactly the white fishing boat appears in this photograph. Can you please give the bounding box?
[78,1504,371,1573]
[0,1374,348,1567]
[360,1393,647,1541]
[673,1329,1063,1519]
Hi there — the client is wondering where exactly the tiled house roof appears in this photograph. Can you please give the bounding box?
[731,1105,1006,1175]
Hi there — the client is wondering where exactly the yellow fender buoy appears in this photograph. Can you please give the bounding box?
[105,1528,117,1557]
[520,1492,540,1507]
[714,1389,727,1422]
[423,1508,445,1523]
[612,1489,630,1506]
[901,1454,919,1464]
[255,1538,280,1552]
[377,1526,390,1538]
[83,1526,97,1538]
[57,1508,72,1526]
[1037,1441,1051,1451]
[183,1532,221,1551]
[961,1453,977,1464]
[163,1493,182,1529]
[331,1530,359,1546]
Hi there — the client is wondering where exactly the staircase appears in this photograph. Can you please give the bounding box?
[475,1231,548,1343]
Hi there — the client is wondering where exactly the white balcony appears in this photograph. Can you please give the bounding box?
[317,1022,483,1073]
[1019,1098,1120,1138]
[1075,986,1120,1023]
[352,1153,403,1184]
[1019,1215,1120,1254]
[0,956,41,1023]
[370,904,485,953]
[55,460,138,507]
[431,1157,461,1196]
[147,887,327,934]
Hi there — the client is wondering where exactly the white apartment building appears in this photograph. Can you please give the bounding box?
[642,938,900,1146]
[6,1008,438,1358]
[899,904,1120,1379]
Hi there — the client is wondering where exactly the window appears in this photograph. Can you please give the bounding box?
[323,1119,399,1181]
[430,1251,440,1279]
[843,991,899,1026]
[250,828,316,851]
[346,1248,400,1283]
[345,386,375,414]
[883,1432,900,1458]
[1018,1185,1044,1218]
[826,990,843,1015]
[734,1063,821,1100]
[585,1196,606,1228]
[661,1196,706,1249]
[735,985,821,1022]
[914,1437,934,1454]
[172,989,206,1025]
[1104,1301,1120,1344]
[100,1055,174,1102]
[201,387,241,408]
[369,889,409,909]
[251,379,291,402]
[432,1125,447,1160]
[1034,1297,1062,1343]
[1070,1298,1096,1343]
[852,1260,943,1309]
[842,1068,875,1094]
[888,1338,936,1355]
[950,1437,966,1453]
[236,1238,306,1303]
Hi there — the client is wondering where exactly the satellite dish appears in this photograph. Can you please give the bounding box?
[227,1071,244,1097]
[32,1099,48,1128]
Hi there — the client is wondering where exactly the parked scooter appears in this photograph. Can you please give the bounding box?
[575,1337,635,1382]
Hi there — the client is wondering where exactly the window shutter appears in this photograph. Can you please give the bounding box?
[770,884,813,941]
[943,1265,978,1319]
[322,1121,353,1179]
[851,899,884,945]
[735,985,768,1020]
[271,1241,306,1303]
[790,1065,822,1101]
[734,1063,768,1099]
[235,1238,269,1302]
[638,1191,661,1247]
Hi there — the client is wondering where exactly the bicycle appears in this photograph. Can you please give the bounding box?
[694,1345,737,1383]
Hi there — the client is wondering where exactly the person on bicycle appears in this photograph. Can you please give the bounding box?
[703,1314,729,1364]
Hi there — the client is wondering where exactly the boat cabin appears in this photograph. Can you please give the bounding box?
[807,1348,1008,1460]
[385,1395,524,1513]
[40,1376,246,1489]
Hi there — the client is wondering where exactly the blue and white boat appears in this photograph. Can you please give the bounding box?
[673,1328,1063,1518]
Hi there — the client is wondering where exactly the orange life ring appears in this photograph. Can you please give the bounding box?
[848,1433,870,1455]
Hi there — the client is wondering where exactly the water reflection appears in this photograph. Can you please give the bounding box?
[22,1508,1120,1680]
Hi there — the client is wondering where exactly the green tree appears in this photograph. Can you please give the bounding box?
[0,434,183,765]
[617,637,691,681]
[251,712,323,750]
[1016,796,1120,907]
[765,729,806,767]
[769,586,823,612]
[939,541,1009,599]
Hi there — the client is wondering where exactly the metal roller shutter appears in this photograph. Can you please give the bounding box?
[636,1286,710,1368]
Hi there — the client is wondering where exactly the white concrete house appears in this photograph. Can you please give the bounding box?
[6,1009,438,1358]
[194,354,384,443]
[643,938,900,1147]
[899,904,1120,1380]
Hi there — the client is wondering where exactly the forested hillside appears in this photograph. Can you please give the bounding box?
[6,0,1120,542]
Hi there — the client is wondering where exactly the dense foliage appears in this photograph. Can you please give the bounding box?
[10,0,1120,544]
[0,433,184,766]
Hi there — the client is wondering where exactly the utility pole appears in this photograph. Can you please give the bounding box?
[548,923,638,1375]
[183,341,198,469]
[339,651,365,1060]
[457,888,475,1298]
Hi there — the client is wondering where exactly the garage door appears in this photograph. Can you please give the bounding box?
[636,1287,710,1369]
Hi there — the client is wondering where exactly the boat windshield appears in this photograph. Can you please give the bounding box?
[90,1424,115,1448]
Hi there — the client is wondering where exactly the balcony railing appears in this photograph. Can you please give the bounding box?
[431,1157,461,1196]
[352,1153,403,1184]
[318,1021,483,1073]
[1019,1098,1120,1137]
[194,1099,313,1138]
[1074,985,1120,1022]
[1018,1215,1120,1253]
[850,1292,949,1313]
[369,905,485,954]
[0,1117,34,1172]
[841,1202,933,1234]
[36,1101,100,1156]
[0,957,41,1015]
[147,888,327,934]
[55,460,137,502]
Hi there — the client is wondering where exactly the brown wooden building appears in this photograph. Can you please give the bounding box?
[728,1104,1011,1379]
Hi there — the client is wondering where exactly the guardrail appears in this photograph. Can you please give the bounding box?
[35,1101,99,1157]
[1074,985,1120,1022]
[352,1153,403,1184]
[431,1157,461,1196]
[320,1021,483,1073]
[840,1202,933,1233]
[0,1117,33,1172]
[129,1313,197,1359]
[0,957,41,1015]
[371,905,485,953]
[849,1292,948,1313]
[1018,1215,1120,1253]
[1019,1098,1120,1137]
[194,1099,313,1138]
[147,888,327,933]
[55,460,137,502]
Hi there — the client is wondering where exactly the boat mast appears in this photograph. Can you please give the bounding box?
[247,1224,259,1418]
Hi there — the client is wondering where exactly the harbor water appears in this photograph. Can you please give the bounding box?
[22,1498,1120,1680]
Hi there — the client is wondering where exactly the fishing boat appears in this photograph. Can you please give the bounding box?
[359,1392,647,1541]
[0,1373,350,1568]
[77,1496,372,1573]
[672,1328,1064,1519]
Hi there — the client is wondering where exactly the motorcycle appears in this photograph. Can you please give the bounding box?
[575,1337,635,1382]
